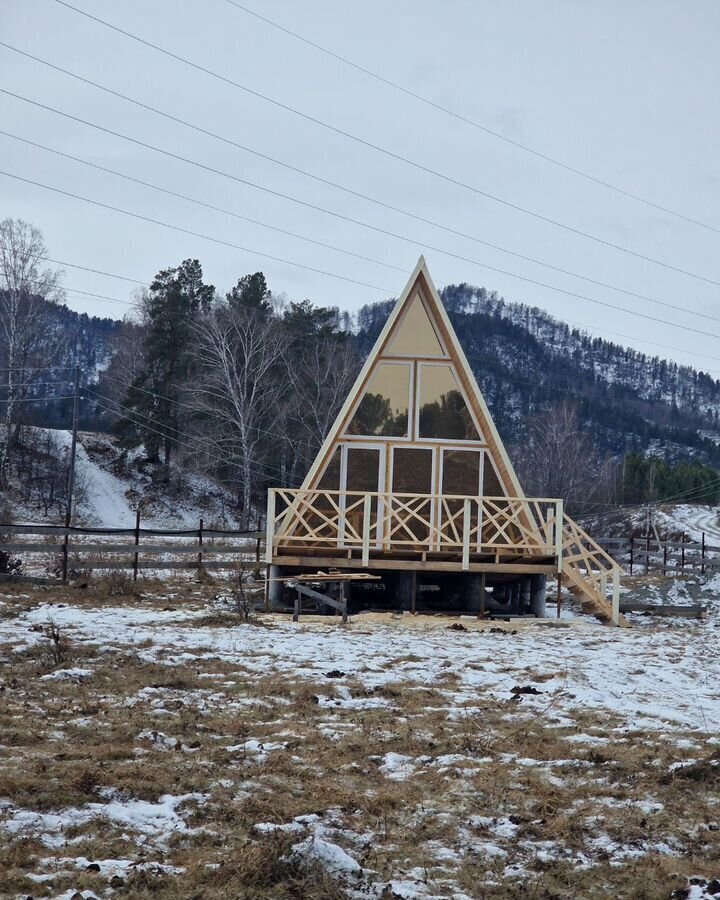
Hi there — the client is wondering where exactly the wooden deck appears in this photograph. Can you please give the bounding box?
[266,488,624,625]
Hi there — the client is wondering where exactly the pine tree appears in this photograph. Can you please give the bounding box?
[115,259,214,466]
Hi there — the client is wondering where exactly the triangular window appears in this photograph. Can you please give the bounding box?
[418,364,481,441]
[386,292,445,357]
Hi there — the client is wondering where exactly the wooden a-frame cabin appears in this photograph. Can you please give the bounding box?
[266,258,624,625]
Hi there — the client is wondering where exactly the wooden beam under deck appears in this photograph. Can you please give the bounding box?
[272,554,557,575]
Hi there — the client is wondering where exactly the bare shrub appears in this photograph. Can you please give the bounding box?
[43,621,65,667]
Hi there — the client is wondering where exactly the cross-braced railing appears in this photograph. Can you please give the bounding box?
[561,514,624,625]
[266,488,563,569]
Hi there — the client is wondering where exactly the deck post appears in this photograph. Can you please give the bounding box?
[462,498,471,571]
[556,573,562,619]
[611,568,620,626]
[293,590,300,622]
[265,490,276,564]
[263,565,270,612]
[362,494,372,567]
[599,571,607,604]
[340,582,348,624]
[478,572,486,619]
[411,571,417,615]
[555,500,564,574]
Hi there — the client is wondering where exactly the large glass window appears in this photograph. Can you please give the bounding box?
[418,364,480,441]
[442,449,482,496]
[346,363,410,437]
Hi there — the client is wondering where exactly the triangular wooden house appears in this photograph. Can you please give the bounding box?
[267,258,623,624]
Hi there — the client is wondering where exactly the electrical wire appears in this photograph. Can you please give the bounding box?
[221,0,720,237]
[0,170,399,296]
[49,0,720,287]
[7,168,720,344]
[2,116,718,330]
[1,46,713,319]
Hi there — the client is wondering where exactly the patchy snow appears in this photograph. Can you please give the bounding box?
[6,601,718,734]
[2,792,205,848]
[39,667,93,681]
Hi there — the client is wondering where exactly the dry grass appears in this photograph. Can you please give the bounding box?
[0,585,718,898]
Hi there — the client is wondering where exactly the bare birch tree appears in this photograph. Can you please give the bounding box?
[515,403,614,512]
[278,335,360,484]
[0,219,63,486]
[189,303,289,527]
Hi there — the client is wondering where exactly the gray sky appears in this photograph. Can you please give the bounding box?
[2,0,719,373]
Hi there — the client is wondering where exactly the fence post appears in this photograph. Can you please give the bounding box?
[702,531,706,576]
[629,535,634,576]
[255,518,261,563]
[681,532,685,573]
[61,528,69,584]
[662,538,667,577]
[645,530,650,576]
[198,517,204,570]
[133,507,141,582]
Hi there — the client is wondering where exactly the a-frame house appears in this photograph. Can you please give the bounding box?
[267,258,624,624]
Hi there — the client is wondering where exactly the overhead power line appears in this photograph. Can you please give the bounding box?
[0,170,398,295]
[222,0,720,237]
[5,168,720,344]
[0,129,407,278]
[10,127,720,331]
[43,255,147,286]
[50,0,720,287]
[0,76,714,324]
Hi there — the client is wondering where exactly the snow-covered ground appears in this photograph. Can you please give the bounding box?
[1,583,719,898]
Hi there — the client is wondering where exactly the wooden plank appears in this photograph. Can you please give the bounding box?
[3,542,251,555]
[619,601,706,618]
[0,523,260,539]
[77,559,251,571]
[273,554,557,574]
[0,573,61,585]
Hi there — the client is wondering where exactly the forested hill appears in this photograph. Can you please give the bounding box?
[356,284,720,465]
[0,296,121,431]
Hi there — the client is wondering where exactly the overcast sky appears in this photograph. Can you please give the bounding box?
[2,0,719,373]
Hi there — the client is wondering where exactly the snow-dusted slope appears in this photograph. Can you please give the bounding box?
[54,430,135,527]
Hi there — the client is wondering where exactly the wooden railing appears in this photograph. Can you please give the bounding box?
[561,515,623,625]
[267,488,564,569]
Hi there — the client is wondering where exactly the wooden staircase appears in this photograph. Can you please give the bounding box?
[562,514,628,627]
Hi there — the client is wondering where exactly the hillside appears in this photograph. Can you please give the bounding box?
[357,285,720,465]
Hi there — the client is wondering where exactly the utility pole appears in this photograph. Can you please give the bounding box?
[61,365,80,582]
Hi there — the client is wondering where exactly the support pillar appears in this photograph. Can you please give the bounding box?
[530,574,547,618]
[520,577,532,614]
[268,565,284,609]
[396,571,414,612]
[462,574,483,613]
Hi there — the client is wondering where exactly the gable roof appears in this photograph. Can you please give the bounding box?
[300,256,526,499]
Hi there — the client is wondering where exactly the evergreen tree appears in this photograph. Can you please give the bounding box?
[115,259,214,465]
[227,272,272,317]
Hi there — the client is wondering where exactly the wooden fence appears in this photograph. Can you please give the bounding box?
[1,519,263,584]
[595,532,720,576]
